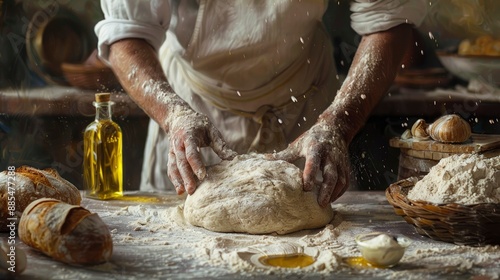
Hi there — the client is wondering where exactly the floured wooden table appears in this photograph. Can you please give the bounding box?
[2,191,499,279]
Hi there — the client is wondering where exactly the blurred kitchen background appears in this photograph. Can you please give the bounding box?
[1,0,500,191]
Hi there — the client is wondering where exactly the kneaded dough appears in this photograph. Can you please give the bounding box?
[183,155,334,234]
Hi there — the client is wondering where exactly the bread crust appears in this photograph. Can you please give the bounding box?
[0,166,81,231]
[19,198,113,265]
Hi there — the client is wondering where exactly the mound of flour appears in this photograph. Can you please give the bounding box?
[407,153,500,205]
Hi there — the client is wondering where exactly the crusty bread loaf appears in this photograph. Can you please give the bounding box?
[0,166,81,231]
[19,198,113,265]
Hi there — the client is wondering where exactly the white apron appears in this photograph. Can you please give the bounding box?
[141,0,339,191]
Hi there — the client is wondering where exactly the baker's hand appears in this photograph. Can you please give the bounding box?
[166,108,237,195]
[271,122,350,207]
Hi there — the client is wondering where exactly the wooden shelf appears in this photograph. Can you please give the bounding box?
[0,86,146,118]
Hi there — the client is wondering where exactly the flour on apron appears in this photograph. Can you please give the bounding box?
[141,0,338,191]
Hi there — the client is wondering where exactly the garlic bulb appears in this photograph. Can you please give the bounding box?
[401,129,412,140]
[427,114,471,143]
[410,119,430,140]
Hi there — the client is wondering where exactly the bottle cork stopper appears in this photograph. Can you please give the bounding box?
[95,93,111,102]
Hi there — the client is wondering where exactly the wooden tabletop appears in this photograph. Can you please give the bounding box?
[2,191,499,279]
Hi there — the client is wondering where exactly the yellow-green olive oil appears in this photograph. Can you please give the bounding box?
[83,93,123,200]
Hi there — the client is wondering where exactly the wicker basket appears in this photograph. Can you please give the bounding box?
[386,177,500,246]
[61,63,122,91]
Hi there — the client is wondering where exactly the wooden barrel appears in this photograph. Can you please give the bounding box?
[397,151,438,180]
[390,134,500,180]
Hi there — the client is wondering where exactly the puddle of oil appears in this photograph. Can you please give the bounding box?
[112,195,161,203]
[344,256,388,269]
[259,253,315,268]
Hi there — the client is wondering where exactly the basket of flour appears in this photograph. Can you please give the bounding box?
[385,153,500,246]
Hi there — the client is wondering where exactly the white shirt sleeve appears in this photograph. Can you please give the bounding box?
[94,0,171,63]
[350,0,428,35]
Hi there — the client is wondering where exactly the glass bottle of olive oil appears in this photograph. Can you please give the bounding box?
[83,93,123,199]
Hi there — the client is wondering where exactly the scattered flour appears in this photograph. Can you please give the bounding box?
[99,197,500,279]
[407,153,500,205]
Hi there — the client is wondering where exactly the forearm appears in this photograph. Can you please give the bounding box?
[108,38,189,132]
[319,24,414,144]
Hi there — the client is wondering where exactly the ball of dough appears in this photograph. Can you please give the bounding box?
[183,155,334,234]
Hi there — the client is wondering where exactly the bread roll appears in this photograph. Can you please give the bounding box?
[0,166,81,231]
[19,198,112,265]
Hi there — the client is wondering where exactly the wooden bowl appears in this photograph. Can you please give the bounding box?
[61,63,121,91]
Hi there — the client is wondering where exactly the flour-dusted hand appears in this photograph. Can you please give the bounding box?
[106,39,237,195]
[272,121,350,207]
[271,24,418,207]
[166,106,237,195]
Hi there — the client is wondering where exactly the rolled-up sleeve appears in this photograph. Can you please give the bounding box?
[350,0,428,35]
[95,0,171,62]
